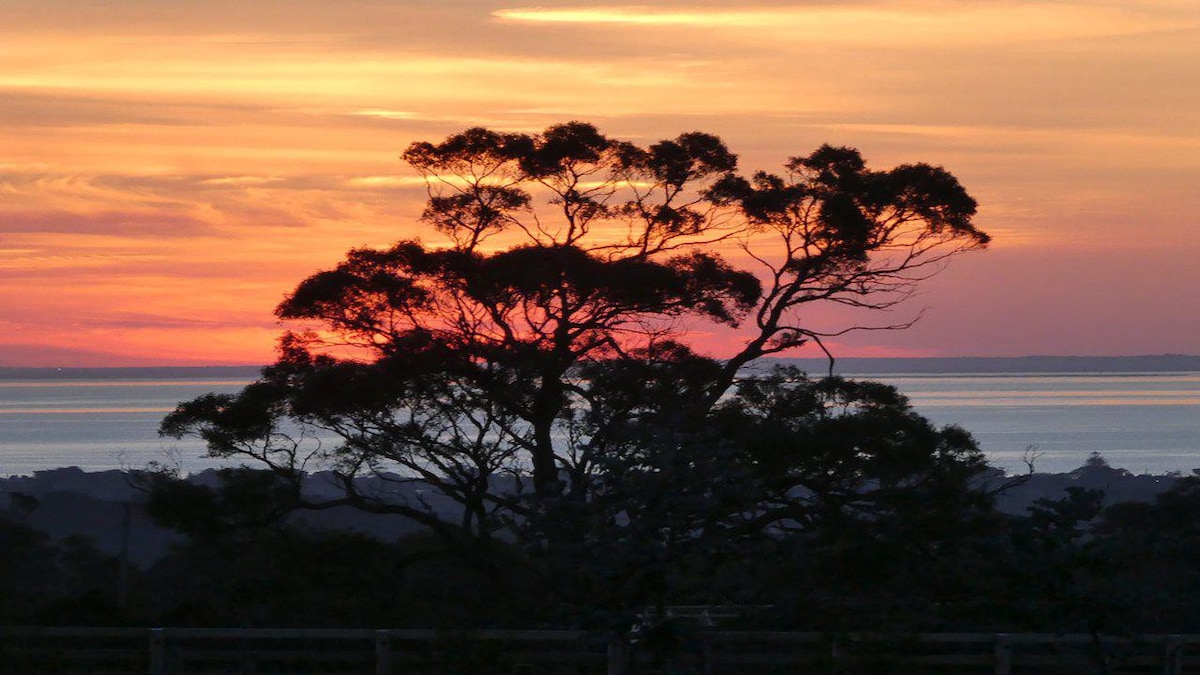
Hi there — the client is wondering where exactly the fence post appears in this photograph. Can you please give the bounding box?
[699,631,713,675]
[607,636,628,675]
[994,634,1012,675]
[149,628,166,675]
[376,629,393,675]
[1164,635,1183,675]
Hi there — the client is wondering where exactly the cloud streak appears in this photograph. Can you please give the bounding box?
[0,210,216,237]
[493,4,1193,44]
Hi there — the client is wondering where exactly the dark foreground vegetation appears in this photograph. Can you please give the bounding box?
[4,625,1198,674]
[4,124,1198,674]
[6,455,1200,636]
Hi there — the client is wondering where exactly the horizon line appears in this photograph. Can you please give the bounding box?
[3,354,1199,373]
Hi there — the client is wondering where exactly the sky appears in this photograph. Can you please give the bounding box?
[1,0,1197,366]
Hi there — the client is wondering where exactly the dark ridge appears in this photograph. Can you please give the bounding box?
[0,459,1186,566]
[768,354,1200,375]
[0,365,263,380]
[4,356,1199,380]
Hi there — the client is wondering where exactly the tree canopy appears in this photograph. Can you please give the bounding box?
[161,122,990,613]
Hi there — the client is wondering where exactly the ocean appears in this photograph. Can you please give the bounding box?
[881,372,1200,474]
[1,366,1198,476]
[0,374,253,476]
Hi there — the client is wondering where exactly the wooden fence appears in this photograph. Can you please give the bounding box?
[1,627,1196,674]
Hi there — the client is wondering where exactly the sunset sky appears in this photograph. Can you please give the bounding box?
[1,0,1197,366]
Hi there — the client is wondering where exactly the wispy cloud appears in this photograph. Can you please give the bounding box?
[0,210,216,237]
[493,7,781,26]
[493,4,1192,44]
[343,175,427,188]
[350,109,420,120]
[198,176,287,187]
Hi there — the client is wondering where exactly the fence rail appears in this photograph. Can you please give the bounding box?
[2,626,1197,674]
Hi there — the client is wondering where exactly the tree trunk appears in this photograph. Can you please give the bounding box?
[531,422,559,499]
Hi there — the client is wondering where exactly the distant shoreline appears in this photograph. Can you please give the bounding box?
[3,355,1199,379]
[770,354,1200,375]
[0,365,263,380]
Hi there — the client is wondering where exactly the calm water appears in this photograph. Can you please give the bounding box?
[0,378,250,476]
[879,373,1200,474]
[1,372,1198,476]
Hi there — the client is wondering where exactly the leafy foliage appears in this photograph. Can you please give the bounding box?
[158,122,997,620]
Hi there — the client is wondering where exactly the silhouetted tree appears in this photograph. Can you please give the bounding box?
[1092,475,1200,631]
[0,512,130,625]
[136,466,299,540]
[521,359,996,622]
[162,122,988,570]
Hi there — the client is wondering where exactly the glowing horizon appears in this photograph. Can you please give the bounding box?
[1,0,1197,367]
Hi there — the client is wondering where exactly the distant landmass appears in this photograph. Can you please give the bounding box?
[1,355,1198,380]
[0,458,1186,567]
[0,365,262,380]
[772,354,1200,375]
